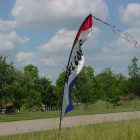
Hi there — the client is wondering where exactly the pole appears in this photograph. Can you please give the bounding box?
[134,80,137,110]
[59,97,63,130]
[58,42,75,139]
[58,14,93,138]
[58,69,67,138]
[58,25,76,133]
[134,95,136,109]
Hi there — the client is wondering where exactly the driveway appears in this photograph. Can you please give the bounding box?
[0,111,140,136]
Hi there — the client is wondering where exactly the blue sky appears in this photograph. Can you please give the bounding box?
[0,0,140,83]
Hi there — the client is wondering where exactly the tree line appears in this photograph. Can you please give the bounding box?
[0,56,139,112]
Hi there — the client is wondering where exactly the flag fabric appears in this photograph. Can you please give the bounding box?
[61,14,93,120]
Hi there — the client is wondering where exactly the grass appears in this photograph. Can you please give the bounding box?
[0,119,140,140]
[0,111,59,122]
[0,100,140,122]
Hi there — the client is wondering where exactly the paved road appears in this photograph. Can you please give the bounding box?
[0,111,140,136]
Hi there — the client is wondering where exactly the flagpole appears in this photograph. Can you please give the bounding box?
[59,14,92,130]
[58,34,77,138]
[58,68,70,139]
[58,14,92,137]
[58,47,74,132]
[58,113,62,138]
[58,82,64,139]
[58,23,80,127]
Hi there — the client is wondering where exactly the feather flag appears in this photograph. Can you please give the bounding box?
[61,14,93,120]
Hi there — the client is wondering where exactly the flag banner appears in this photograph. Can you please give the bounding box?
[61,14,93,120]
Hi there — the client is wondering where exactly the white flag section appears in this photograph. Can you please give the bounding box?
[61,14,93,120]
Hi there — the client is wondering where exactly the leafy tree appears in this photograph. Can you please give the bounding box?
[128,57,140,96]
[115,74,128,96]
[38,77,55,110]
[96,68,120,108]
[128,57,140,108]
[54,72,65,109]
[75,66,97,109]
[10,69,25,111]
[23,64,41,111]
[0,56,8,106]
[0,56,15,112]
[54,66,99,110]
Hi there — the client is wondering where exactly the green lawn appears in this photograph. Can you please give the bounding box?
[0,100,140,122]
[0,119,140,140]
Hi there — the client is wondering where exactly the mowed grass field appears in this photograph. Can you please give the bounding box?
[0,100,140,122]
[0,119,140,140]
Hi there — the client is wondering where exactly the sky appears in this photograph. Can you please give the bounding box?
[0,0,140,83]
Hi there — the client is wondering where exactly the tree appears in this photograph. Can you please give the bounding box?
[10,69,25,111]
[128,57,140,96]
[128,57,140,108]
[0,56,15,112]
[0,56,8,107]
[96,68,120,108]
[23,64,41,111]
[38,77,55,111]
[115,74,128,96]
[54,72,65,109]
[0,56,58,112]
[75,66,97,109]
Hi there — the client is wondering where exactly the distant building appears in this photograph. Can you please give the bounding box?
[0,103,15,114]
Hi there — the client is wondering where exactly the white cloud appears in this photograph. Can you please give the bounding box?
[38,28,76,54]
[16,52,34,64]
[119,3,140,26]
[83,26,140,77]
[3,0,138,83]
[0,0,109,83]
[113,28,140,51]
[99,27,140,67]
[37,27,100,64]
[16,29,77,74]
[84,45,131,78]
[15,27,100,82]
[0,19,16,33]
[41,55,67,66]
[41,58,56,66]
[11,0,108,28]
[94,26,140,63]
[16,51,66,82]
[0,31,29,51]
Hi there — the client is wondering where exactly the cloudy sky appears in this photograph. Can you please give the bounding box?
[0,0,140,83]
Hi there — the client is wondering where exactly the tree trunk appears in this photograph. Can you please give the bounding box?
[106,102,109,109]
[76,102,78,110]
[84,102,88,110]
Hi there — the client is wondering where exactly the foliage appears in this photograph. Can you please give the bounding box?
[0,57,55,111]
[38,77,56,109]
[54,72,65,109]
[96,68,120,108]
[0,56,139,112]
[128,57,140,96]
[0,56,15,111]
[0,100,140,122]
[74,66,97,110]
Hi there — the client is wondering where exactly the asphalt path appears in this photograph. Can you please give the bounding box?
[0,111,140,136]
